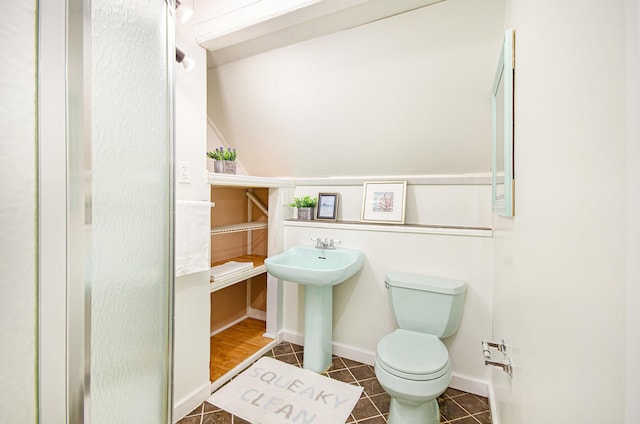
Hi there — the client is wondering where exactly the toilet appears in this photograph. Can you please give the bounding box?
[374,271,467,424]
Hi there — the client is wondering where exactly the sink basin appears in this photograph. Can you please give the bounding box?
[265,245,365,372]
[265,246,365,286]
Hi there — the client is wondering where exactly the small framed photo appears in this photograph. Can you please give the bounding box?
[317,193,339,220]
[361,181,407,224]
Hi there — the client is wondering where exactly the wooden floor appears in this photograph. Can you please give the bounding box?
[209,318,273,382]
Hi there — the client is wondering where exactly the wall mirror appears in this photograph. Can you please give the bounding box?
[492,29,515,217]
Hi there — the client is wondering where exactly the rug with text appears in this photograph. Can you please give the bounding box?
[207,356,363,424]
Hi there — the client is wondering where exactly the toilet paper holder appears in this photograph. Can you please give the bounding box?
[482,339,513,376]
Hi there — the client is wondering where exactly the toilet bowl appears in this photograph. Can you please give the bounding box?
[374,272,466,424]
[375,330,451,424]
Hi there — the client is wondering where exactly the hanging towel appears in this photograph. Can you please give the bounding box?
[175,200,211,278]
[210,261,254,281]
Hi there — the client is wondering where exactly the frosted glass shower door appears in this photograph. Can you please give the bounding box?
[89,1,173,422]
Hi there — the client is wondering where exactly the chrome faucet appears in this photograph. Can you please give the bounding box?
[311,237,341,249]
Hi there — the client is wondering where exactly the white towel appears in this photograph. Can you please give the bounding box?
[210,261,254,281]
[175,200,211,278]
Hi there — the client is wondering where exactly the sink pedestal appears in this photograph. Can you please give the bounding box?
[264,245,365,373]
[303,285,333,373]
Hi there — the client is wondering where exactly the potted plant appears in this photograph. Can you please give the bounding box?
[290,195,318,221]
[207,147,237,174]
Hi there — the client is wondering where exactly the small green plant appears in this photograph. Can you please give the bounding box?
[289,195,317,208]
[207,146,237,161]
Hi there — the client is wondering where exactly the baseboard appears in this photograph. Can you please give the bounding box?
[172,381,211,423]
[331,340,376,366]
[281,329,304,346]
[210,315,247,337]
[210,339,281,392]
[449,373,489,397]
[281,330,491,398]
[487,381,500,424]
[210,312,266,337]
[247,307,266,321]
[283,330,378,365]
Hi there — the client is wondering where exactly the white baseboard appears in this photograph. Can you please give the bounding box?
[281,330,490,398]
[172,381,211,423]
[332,340,376,366]
[210,338,280,392]
[210,312,266,337]
[449,373,488,397]
[282,330,304,346]
[487,381,500,424]
[282,330,378,365]
[247,307,266,321]
[210,315,246,337]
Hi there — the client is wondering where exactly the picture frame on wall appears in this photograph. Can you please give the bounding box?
[317,192,339,220]
[361,181,407,224]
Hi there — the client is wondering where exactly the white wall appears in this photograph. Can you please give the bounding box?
[200,0,505,397]
[626,0,640,421]
[173,1,213,420]
[290,179,492,227]
[206,0,505,178]
[0,2,38,422]
[281,180,493,394]
[491,0,631,422]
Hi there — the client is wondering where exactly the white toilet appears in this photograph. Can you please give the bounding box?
[374,271,467,424]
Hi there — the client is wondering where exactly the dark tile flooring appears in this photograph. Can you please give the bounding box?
[178,341,491,424]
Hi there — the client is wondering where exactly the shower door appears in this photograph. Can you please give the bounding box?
[88,0,174,422]
[39,0,175,422]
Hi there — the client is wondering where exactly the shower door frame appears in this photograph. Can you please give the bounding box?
[37,0,176,422]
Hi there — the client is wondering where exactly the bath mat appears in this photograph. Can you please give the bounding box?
[207,356,363,424]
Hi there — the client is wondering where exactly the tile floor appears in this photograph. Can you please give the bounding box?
[178,342,492,424]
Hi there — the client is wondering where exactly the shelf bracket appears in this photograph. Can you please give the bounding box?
[246,191,268,216]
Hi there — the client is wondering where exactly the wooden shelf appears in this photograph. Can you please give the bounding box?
[210,255,266,293]
[211,222,268,235]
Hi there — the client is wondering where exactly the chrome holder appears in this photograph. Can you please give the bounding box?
[482,339,513,376]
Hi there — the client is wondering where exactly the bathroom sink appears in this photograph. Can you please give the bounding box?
[265,245,365,372]
[265,246,365,286]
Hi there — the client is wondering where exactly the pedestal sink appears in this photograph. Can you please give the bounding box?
[264,246,365,372]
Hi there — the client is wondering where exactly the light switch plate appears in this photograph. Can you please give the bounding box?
[177,160,190,183]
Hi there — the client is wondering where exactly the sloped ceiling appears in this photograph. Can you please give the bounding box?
[194,0,445,67]
[205,0,506,178]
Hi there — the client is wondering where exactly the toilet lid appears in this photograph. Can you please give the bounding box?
[376,329,449,381]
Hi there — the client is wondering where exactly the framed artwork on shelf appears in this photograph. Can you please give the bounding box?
[361,181,407,224]
[316,192,339,220]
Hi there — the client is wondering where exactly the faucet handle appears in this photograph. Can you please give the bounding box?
[329,239,341,248]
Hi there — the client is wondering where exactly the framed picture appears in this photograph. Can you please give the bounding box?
[361,181,407,224]
[317,192,339,220]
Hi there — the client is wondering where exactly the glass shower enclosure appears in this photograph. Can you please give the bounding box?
[38,0,175,422]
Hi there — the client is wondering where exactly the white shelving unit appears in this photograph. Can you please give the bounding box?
[209,259,267,293]
[209,222,268,293]
[211,222,268,235]
[208,174,291,293]
[207,173,293,188]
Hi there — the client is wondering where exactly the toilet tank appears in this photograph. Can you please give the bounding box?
[385,271,467,338]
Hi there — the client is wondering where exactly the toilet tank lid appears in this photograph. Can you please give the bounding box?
[385,271,466,294]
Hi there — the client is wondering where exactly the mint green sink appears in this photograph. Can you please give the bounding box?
[265,245,365,372]
[264,246,365,286]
